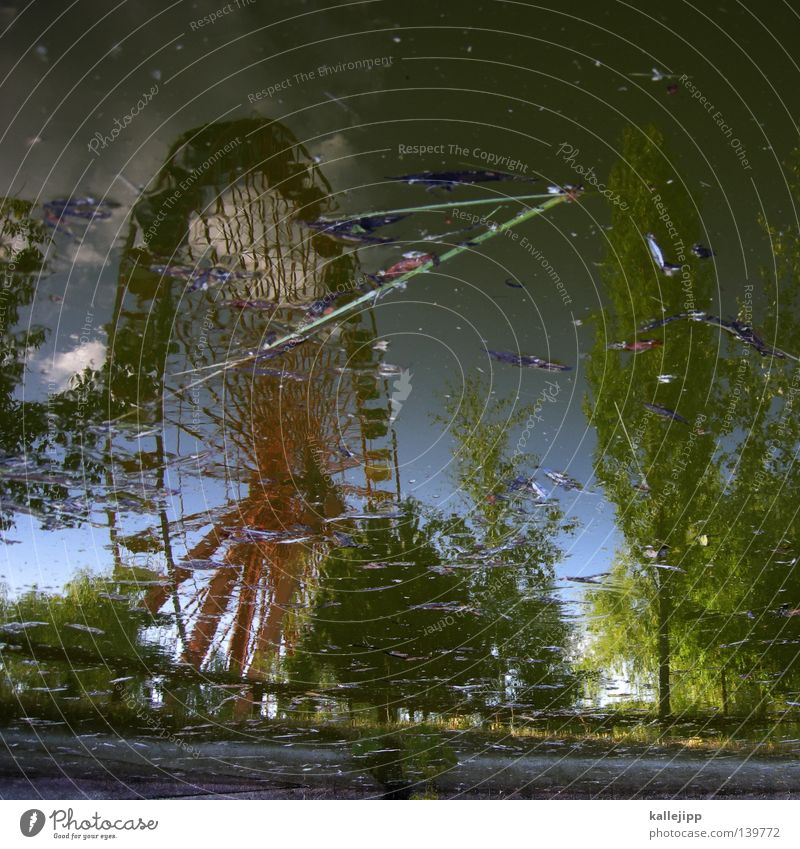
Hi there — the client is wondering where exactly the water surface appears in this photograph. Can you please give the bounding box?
[1,0,800,795]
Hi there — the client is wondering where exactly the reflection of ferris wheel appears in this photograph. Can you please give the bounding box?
[105,118,400,680]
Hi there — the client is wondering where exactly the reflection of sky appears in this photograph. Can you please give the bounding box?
[21,239,121,399]
[1,462,232,596]
[376,265,623,585]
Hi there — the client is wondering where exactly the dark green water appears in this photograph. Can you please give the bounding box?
[1,0,800,791]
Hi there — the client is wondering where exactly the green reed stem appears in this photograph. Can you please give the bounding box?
[176,193,572,393]
[313,192,557,223]
[292,193,569,336]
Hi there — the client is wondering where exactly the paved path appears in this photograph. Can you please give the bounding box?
[2,729,799,799]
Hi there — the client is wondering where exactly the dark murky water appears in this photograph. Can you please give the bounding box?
[2,0,800,791]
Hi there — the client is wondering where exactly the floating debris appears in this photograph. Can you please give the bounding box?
[179,559,230,571]
[630,67,683,82]
[376,253,436,280]
[44,196,116,220]
[331,531,364,548]
[639,311,791,359]
[228,527,312,544]
[254,335,307,361]
[359,560,415,570]
[43,196,118,235]
[640,313,690,331]
[355,213,409,230]
[713,317,787,359]
[0,621,48,634]
[303,213,407,244]
[64,623,105,635]
[221,299,277,311]
[646,233,681,275]
[150,264,257,292]
[505,278,525,289]
[485,493,510,505]
[240,366,306,380]
[643,402,688,423]
[565,573,609,584]
[388,170,539,190]
[507,476,548,499]
[325,510,404,522]
[411,602,479,614]
[646,233,666,266]
[486,348,571,371]
[384,650,428,661]
[639,67,666,81]
[691,243,715,259]
[546,183,584,201]
[542,469,583,490]
[608,339,662,352]
[149,264,199,280]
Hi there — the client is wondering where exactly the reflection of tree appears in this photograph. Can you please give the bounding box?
[0,198,106,531]
[287,377,579,724]
[0,199,48,528]
[0,569,173,725]
[584,130,800,720]
[690,147,800,717]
